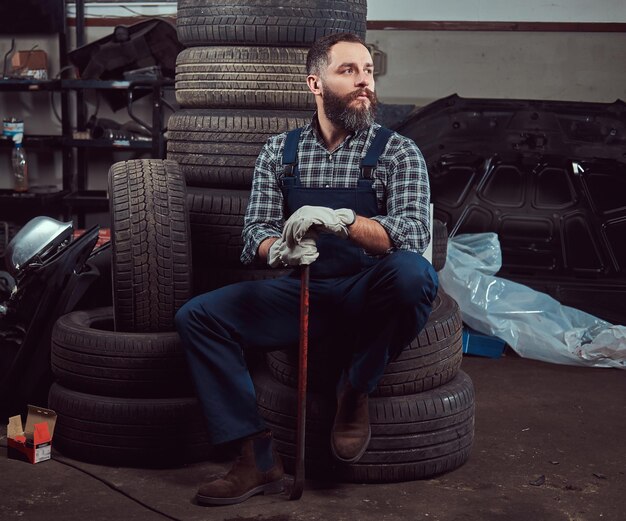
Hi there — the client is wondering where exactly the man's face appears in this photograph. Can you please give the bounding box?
[317,42,377,132]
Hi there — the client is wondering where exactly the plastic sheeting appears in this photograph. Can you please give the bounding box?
[438,233,626,369]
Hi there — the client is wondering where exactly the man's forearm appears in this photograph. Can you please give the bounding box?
[348,215,392,255]
[258,215,391,261]
[257,236,280,262]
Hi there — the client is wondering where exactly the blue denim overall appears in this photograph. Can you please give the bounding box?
[280,126,388,278]
[175,127,438,445]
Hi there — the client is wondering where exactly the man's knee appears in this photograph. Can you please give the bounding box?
[174,298,194,333]
[175,295,203,337]
[381,250,438,305]
[174,290,220,336]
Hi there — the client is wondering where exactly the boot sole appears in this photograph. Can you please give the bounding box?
[196,478,284,506]
[330,425,372,464]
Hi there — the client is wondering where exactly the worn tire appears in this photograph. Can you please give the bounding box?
[167,109,311,188]
[193,265,291,295]
[254,366,475,483]
[187,186,249,266]
[176,0,367,47]
[175,46,314,110]
[266,290,463,397]
[50,307,193,398]
[108,159,192,332]
[186,186,291,292]
[48,383,212,467]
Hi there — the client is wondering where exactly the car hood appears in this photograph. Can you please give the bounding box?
[394,94,626,324]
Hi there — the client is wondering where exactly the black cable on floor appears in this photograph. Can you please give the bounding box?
[1,440,184,521]
[53,456,186,521]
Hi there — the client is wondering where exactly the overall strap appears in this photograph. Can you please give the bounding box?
[282,127,303,177]
[361,127,393,179]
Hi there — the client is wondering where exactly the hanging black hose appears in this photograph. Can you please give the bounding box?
[2,38,15,79]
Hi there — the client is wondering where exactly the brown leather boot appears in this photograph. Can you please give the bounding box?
[196,430,284,506]
[330,379,371,463]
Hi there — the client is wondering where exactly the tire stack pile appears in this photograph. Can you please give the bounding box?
[171,0,368,292]
[47,1,477,480]
[260,269,476,482]
[48,160,215,467]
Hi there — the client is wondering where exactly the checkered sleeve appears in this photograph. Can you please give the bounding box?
[371,137,431,254]
[240,136,285,264]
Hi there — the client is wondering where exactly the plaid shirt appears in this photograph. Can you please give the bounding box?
[241,117,431,264]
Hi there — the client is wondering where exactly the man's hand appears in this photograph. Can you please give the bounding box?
[283,205,356,246]
[267,235,319,268]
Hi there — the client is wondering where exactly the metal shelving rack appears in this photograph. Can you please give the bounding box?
[65,1,174,221]
[0,0,174,227]
[0,0,72,222]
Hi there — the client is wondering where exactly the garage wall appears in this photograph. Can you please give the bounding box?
[70,0,626,24]
[1,10,626,190]
[368,29,626,105]
[70,24,626,107]
[367,0,626,22]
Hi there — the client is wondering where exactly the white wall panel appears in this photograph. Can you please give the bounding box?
[69,1,626,23]
[367,0,626,22]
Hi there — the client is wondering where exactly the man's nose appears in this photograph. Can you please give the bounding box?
[355,70,371,87]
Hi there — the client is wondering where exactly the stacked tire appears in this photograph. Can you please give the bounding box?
[172,0,367,293]
[48,160,214,467]
[260,287,474,483]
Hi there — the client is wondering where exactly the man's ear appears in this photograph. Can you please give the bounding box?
[307,74,322,95]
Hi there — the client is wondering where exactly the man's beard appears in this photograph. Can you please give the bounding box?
[322,85,378,133]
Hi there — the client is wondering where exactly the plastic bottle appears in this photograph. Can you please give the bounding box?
[12,142,28,192]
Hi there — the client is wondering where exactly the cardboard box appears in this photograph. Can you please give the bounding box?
[7,405,57,464]
[462,326,506,359]
[11,50,49,80]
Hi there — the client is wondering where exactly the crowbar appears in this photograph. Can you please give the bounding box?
[289,264,310,500]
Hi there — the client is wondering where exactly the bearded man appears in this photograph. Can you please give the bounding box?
[175,32,438,506]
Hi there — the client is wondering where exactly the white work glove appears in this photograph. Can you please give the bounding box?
[283,205,356,246]
[267,236,319,268]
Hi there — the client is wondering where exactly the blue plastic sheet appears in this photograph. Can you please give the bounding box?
[439,233,626,369]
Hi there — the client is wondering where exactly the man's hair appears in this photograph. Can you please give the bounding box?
[306,32,367,76]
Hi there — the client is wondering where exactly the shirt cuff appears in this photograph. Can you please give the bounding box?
[242,230,281,265]
[370,215,409,251]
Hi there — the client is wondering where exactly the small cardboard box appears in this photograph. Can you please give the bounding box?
[7,405,57,464]
[11,50,49,80]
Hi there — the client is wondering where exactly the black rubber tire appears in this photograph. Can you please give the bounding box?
[432,219,448,272]
[187,186,252,267]
[175,46,315,110]
[108,159,192,332]
[48,382,213,467]
[50,307,194,398]
[266,290,463,397]
[253,366,475,483]
[193,265,292,295]
[176,0,367,47]
[167,109,311,188]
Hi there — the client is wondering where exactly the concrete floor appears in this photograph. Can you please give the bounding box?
[1,352,625,521]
